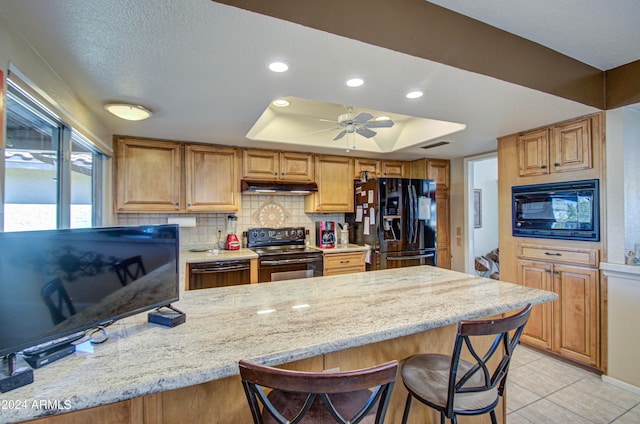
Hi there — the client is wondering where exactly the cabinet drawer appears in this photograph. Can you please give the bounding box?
[323,251,366,275]
[517,244,599,267]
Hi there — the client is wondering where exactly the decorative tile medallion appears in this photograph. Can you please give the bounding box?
[252,196,290,227]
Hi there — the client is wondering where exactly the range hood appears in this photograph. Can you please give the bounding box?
[241,180,318,195]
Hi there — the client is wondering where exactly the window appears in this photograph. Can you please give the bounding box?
[3,81,104,231]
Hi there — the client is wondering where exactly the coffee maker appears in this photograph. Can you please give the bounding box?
[225,215,240,250]
[315,221,336,248]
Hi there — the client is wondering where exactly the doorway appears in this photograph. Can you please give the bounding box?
[464,153,498,275]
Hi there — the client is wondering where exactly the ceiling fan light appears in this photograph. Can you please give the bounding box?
[268,61,289,72]
[104,103,153,121]
[376,116,391,121]
[272,99,290,107]
[406,91,424,99]
[346,78,364,87]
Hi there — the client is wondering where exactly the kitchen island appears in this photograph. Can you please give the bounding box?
[4,266,556,424]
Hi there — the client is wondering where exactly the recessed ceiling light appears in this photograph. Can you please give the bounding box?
[346,78,364,87]
[272,99,290,107]
[268,61,289,72]
[104,103,153,121]
[376,116,391,121]
[406,91,424,99]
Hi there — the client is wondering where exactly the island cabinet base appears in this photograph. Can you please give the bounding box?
[24,324,505,424]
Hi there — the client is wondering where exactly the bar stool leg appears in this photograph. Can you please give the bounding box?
[490,409,498,424]
[401,393,413,424]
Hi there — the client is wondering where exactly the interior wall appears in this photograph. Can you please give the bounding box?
[623,107,640,256]
[472,157,498,257]
[449,157,465,272]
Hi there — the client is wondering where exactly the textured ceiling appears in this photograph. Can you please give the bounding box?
[0,0,636,159]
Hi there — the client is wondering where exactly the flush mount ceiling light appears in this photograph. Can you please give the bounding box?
[272,99,290,107]
[346,78,364,87]
[268,61,289,72]
[406,91,424,99]
[104,103,153,121]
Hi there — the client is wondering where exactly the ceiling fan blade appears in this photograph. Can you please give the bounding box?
[356,127,377,138]
[333,130,347,141]
[352,112,373,124]
[364,119,394,128]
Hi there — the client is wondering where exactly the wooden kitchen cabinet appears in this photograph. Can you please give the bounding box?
[380,160,407,177]
[517,245,600,368]
[426,159,450,190]
[353,158,380,179]
[115,137,240,213]
[242,148,314,182]
[115,137,182,212]
[304,155,354,212]
[517,260,554,350]
[323,251,366,276]
[185,145,240,212]
[517,117,592,177]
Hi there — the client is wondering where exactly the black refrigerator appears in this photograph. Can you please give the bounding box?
[346,178,437,270]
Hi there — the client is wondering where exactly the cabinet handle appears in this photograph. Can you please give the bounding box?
[281,172,284,175]
[544,252,562,256]
[340,260,351,264]
[545,269,551,273]
[554,163,560,166]
[187,203,191,207]
[540,165,547,169]
[553,270,560,275]
[174,202,179,207]
[274,172,278,175]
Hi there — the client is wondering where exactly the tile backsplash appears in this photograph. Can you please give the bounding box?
[116,195,345,248]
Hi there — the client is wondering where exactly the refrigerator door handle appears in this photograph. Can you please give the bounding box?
[407,184,414,244]
[387,253,435,261]
[411,184,418,244]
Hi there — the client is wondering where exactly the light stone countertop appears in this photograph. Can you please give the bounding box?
[180,247,258,263]
[0,266,556,423]
[313,243,370,253]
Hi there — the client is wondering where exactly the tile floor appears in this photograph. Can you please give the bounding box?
[507,346,640,423]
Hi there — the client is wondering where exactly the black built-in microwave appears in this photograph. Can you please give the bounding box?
[512,179,599,241]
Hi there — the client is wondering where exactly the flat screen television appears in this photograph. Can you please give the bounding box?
[0,224,179,357]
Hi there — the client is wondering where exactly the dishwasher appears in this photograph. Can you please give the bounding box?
[187,259,251,290]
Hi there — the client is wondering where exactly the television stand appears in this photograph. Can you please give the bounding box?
[1,353,34,393]
[148,304,186,327]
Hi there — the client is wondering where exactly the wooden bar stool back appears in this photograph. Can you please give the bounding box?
[400,304,532,424]
[239,359,398,424]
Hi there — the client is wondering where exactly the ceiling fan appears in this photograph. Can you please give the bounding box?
[316,108,395,141]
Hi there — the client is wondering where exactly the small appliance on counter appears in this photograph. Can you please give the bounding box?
[225,215,240,250]
[316,221,336,248]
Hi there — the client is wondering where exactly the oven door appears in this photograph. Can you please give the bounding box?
[258,253,323,283]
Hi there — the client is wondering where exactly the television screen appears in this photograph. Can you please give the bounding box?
[0,224,179,357]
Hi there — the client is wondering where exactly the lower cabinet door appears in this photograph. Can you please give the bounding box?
[553,264,599,367]
[517,260,553,350]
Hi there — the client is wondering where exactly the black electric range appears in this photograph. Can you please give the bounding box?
[248,227,323,282]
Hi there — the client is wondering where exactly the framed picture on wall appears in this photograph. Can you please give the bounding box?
[474,189,482,228]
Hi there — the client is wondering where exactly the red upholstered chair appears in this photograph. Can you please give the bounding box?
[400,304,532,424]
[239,359,398,424]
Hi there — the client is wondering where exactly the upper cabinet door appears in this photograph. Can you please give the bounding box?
[354,158,380,179]
[381,160,406,178]
[115,138,182,212]
[279,151,314,182]
[305,155,354,212]
[551,118,592,173]
[185,145,239,212]
[518,129,550,177]
[242,149,279,180]
[427,159,450,190]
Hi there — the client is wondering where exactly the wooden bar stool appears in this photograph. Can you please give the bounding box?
[400,304,532,424]
[239,359,398,423]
